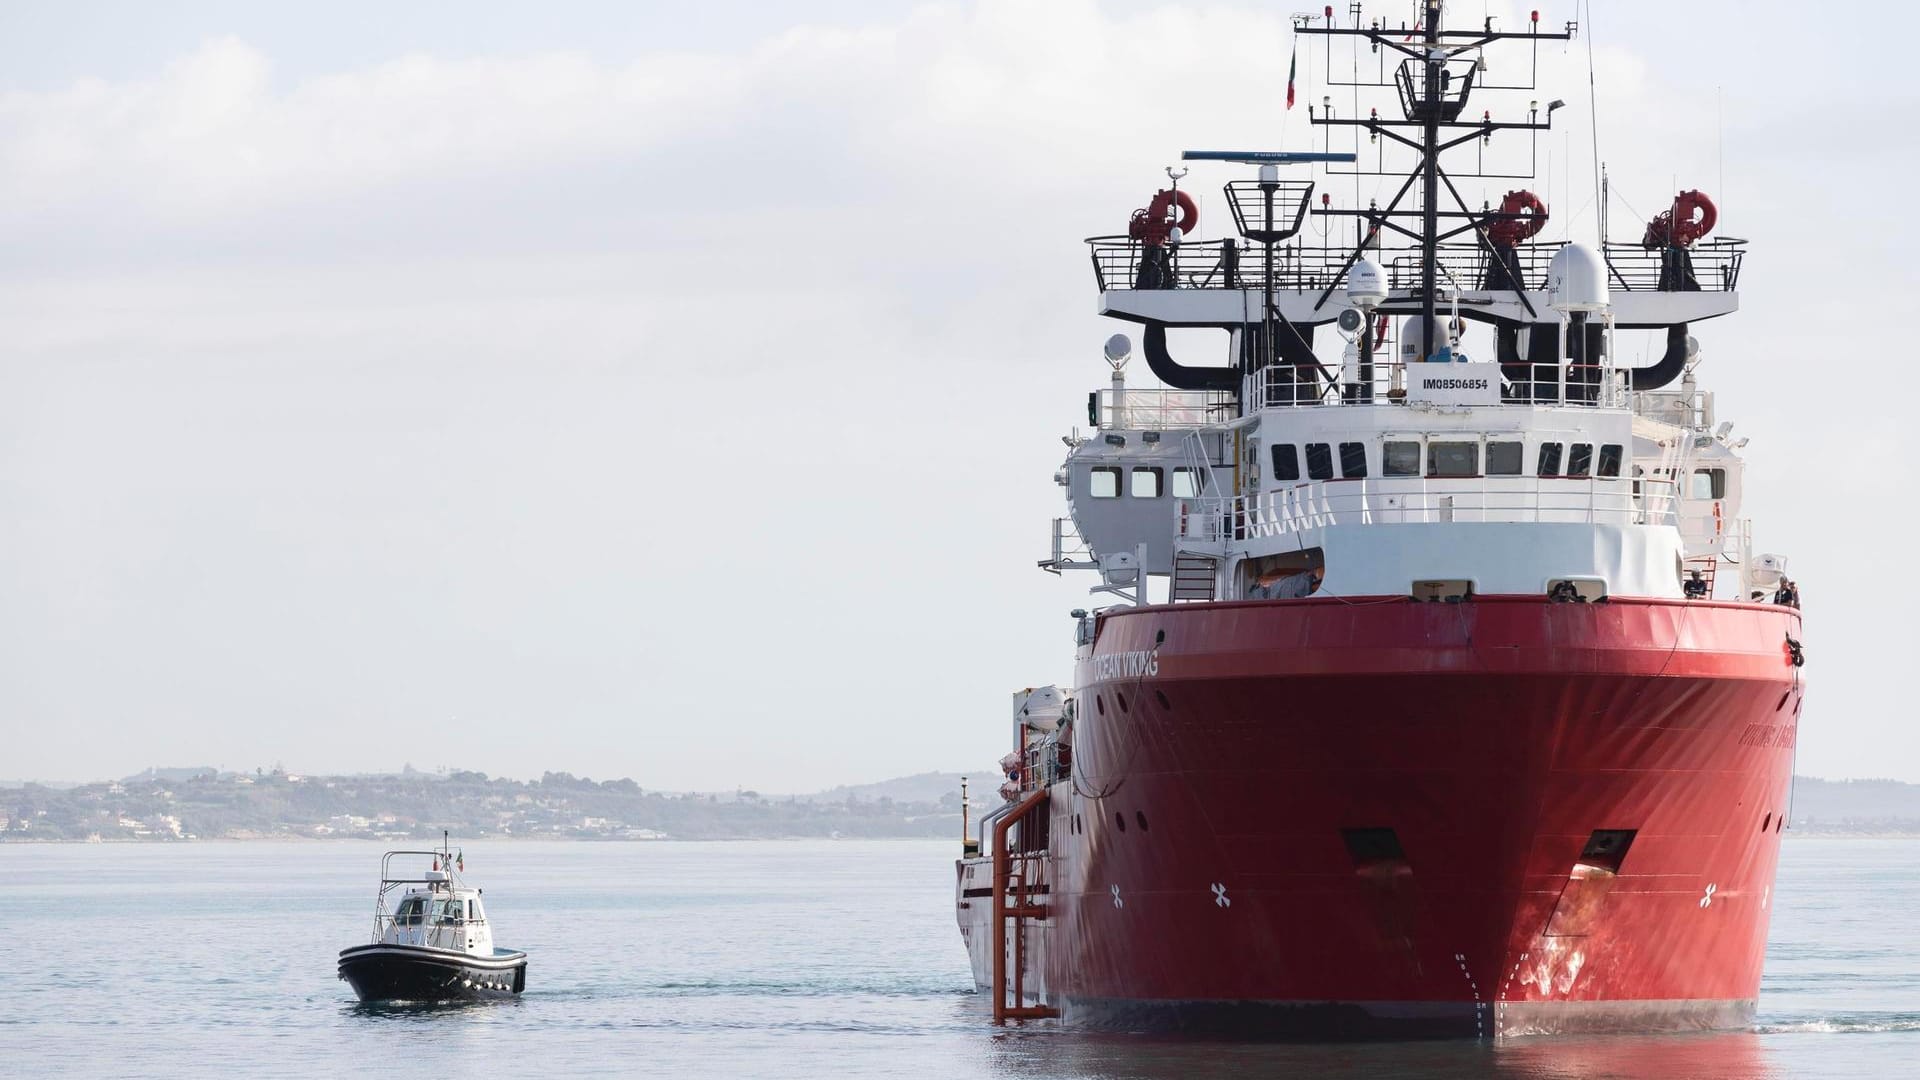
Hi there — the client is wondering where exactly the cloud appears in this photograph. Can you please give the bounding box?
[0,1,1911,787]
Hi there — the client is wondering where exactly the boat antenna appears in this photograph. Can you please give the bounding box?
[1585,0,1602,240]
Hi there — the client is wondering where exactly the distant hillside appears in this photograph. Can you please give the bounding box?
[800,771,989,805]
[6,769,1918,841]
[1790,777,1920,834]
[0,768,982,843]
[124,766,219,784]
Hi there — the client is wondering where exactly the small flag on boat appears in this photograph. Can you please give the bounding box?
[432,856,439,871]
[457,852,464,873]
[1286,36,1298,109]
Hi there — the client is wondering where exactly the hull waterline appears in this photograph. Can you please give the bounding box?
[337,944,527,1003]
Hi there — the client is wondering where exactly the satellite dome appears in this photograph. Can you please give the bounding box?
[1548,243,1609,312]
[1346,256,1387,307]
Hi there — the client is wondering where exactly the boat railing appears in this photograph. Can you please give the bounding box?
[1601,238,1746,292]
[373,846,465,947]
[1087,236,1357,293]
[1631,385,1715,430]
[1242,360,1626,410]
[1174,475,1680,543]
[1087,236,1744,295]
[1093,387,1237,429]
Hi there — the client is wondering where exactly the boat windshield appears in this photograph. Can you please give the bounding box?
[393,896,425,926]
[429,898,464,924]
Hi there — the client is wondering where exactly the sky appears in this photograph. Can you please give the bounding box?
[0,1,1913,790]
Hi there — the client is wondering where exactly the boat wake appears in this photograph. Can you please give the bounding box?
[1755,1014,1920,1035]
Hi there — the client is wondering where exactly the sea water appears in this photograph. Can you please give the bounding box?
[1,838,1914,1078]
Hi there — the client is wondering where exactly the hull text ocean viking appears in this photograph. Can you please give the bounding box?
[1090,650,1159,680]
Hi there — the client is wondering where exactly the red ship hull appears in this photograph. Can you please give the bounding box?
[959,596,1804,1037]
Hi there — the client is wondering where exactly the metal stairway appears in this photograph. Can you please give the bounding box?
[1172,552,1218,602]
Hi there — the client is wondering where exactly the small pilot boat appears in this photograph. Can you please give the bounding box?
[337,837,528,1002]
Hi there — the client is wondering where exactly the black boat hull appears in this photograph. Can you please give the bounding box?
[337,944,527,1003]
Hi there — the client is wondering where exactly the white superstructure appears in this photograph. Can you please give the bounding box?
[1044,184,1777,609]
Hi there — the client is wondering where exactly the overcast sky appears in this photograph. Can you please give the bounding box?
[1,1,1912,790]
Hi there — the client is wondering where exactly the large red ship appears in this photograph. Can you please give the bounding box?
[955,1,1805,1038]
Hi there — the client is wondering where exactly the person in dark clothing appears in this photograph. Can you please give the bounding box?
[1549,580,1583,603]
[1683,570,1709,599]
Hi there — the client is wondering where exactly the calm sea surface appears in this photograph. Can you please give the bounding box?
[2,838,1914,1078]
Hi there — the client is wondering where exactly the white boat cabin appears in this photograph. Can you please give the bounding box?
[368,850,500,958]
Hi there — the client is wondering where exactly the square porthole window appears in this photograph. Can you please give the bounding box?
[1567,443,1593,478]
[1171,467,1202,498]
[1537,442,1564,477]
[1597,444,1623,478]
[1427,441,1479,478]
[1089,467,1121,498]
[1383,440,1421,476]
[1487,441,1524,476]
[1272,444,1301,482]
[1131,467,1164,498]
[1338,442,1368,478]
[1305,443,1334,481]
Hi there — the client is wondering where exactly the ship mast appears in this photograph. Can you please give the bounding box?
[1297,2,1575,357]
[1418,0,1441,352]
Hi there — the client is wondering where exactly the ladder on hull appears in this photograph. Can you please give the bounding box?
[992,788,1058,1023]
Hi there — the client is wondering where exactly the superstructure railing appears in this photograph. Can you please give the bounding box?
[1088,237,1745,295]
[1093,387,1237,428]
[1174,475,1681,545]
[1241,360,1626,410]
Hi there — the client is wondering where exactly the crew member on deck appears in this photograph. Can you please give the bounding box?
[1683,570,1709,599]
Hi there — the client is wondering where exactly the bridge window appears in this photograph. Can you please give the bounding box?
[1537,442,1563,476]
[1597,444,1623,478]
[1487,441,1523,476]
[1691,468,1727,500]
[1305,443,1334,481]
[1427,441,1479,478]
[1383,440,1421,476]
[1567,443,1593,478]
[1131,467,1163,498]
[1338,442,1368,479]
[1272,444,1300,482]
[1089,467,1120,498]
[1171,467,1201,498]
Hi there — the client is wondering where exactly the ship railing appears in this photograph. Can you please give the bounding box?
[1383,241,1564,292]
[1093,387,1237,429]
[1087,236,1362,293]
[1174,476,1680,543]
[1601,238,1746,293]
[1243,360,1626,410]
[1087,236,1744,295]
[1631,385,1715,431]
[1041,517,1099,575]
